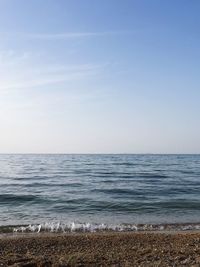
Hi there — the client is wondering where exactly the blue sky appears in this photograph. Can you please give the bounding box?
[0,0,200,153]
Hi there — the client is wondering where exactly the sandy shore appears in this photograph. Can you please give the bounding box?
[0,232,200,266]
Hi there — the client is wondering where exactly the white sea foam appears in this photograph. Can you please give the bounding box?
[12,222,200,233]
[13,222,140,233]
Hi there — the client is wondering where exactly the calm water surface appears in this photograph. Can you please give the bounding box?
[0,154,200,230]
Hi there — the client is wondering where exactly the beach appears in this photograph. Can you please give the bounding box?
[1,0,200,265]
[0,232,200,266]
[0,154,200,266]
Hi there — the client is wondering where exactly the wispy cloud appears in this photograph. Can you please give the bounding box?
[0,64,102,91]
[0,50,105,91]
[1,31,133,40]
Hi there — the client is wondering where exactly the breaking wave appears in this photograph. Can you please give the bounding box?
[2,222,199,234]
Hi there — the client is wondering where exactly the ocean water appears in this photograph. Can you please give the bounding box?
[0,154,200,233]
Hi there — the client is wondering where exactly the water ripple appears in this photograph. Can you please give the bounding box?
[0,154,200,226]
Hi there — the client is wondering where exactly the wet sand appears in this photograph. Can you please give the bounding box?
[0,232,200,266]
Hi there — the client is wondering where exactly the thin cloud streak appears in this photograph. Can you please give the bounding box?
[1,31,134,40]
[0,50,108,92]
[0,64,105,92]
[0,71,93,90]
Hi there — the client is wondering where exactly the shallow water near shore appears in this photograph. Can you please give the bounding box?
[0,154,200,233]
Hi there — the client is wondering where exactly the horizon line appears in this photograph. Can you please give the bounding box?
[0,153,199,155]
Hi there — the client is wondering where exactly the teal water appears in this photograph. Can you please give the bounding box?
[0,154,200,232]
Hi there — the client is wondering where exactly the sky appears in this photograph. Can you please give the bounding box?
[0,0,200,154]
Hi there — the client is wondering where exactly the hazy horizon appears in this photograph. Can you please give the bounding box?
[1,153,200,156]
[0,0,200,154]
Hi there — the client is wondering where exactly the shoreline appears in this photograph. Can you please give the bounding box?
[0,231,200,266]
[1,221,200,234]
[1,229,200,241]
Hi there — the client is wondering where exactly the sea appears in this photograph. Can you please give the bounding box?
[0,154,200,233]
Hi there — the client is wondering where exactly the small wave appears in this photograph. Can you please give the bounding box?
[0,194,37,203]
[0,194,54,205]
[92,188,142,196]
[138,174,168,179]
[7,222,200,234]
[24,182,83,188]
